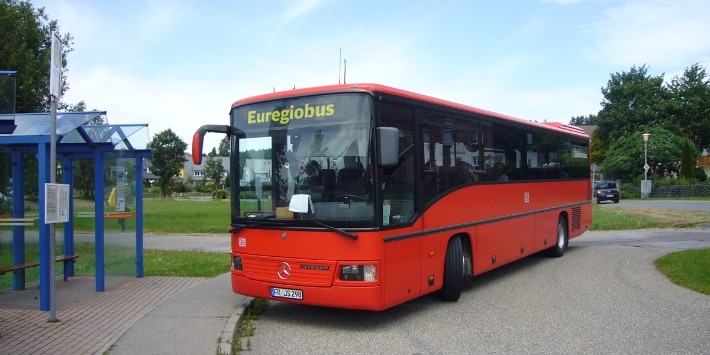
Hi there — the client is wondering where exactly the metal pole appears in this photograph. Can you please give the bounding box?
[642,133,650,199]
[49,95,57,321]
[48,31,61,321]
[644,140,648,181]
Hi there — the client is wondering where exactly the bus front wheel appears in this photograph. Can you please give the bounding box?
[547,216,568,257]
[440,236,464,301]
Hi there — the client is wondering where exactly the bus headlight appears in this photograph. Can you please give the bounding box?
[340,264,376,282]
[232,256,243,270]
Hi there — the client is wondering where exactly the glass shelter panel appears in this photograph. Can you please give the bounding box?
[100,155,138,276]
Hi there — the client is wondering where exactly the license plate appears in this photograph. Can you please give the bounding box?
[270,287,303,300]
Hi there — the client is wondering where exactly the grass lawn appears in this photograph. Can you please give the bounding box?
[71,198,233,234]
[592,204,710,230]
[655,248,710,295]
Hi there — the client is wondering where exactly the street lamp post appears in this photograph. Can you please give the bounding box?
[642,133,650,198]
[643,133,650,180]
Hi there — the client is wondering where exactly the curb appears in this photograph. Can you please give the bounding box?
[218,297,254,355]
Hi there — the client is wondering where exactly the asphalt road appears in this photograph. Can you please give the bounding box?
[247,227,710,354]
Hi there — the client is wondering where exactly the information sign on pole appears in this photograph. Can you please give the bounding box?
[45,183,70,224]
[49,33,62,98]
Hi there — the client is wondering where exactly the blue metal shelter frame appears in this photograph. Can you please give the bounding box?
[0,111,151,311]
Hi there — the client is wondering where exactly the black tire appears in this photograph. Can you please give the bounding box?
[440,236,464,301]
[547,216,568,258]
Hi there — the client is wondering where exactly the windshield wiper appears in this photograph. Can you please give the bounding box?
[314,220,358,240]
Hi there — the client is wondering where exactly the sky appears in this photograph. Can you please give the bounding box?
[32,0,710,153]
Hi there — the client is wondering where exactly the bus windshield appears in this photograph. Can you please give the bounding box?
[231,93,374,227]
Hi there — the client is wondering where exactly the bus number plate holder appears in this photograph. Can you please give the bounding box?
[271,287,303,300]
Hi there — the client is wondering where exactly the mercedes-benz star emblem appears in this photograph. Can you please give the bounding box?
[277,262,292,280]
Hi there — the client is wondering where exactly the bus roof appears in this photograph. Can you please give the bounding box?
[230,83,590,140]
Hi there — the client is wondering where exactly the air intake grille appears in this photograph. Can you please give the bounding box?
[571,206,581,231]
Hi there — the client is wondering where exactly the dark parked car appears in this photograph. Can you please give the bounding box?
[594,180,619,204]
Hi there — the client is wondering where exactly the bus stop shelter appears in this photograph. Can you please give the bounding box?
[0,111,151,311]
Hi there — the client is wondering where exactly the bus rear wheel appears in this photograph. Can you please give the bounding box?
[547,216,568,257]
[440,236,464,301]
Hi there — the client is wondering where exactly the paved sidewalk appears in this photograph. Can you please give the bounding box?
[0,273,251,354]
[0,233,252,354]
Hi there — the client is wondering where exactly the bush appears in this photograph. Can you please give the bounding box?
[172,181,190,193]
[620,182,639,199]
[195,184,212,193]
[212,189,227,200]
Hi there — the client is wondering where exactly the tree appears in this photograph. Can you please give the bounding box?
[668,63,710,152]
[679,140,696,180]
[569,114,597,125]
[67,100,86,112]
[65,101,109,198]
[1,0,74,203]
[204,152,226,189]
[0,152,9,214]
[148,129,187,197]
[603,127,696,182]
[594,65,676,156]
[218,136,230,156]
[0,0,74,112]
[590,136,605,165]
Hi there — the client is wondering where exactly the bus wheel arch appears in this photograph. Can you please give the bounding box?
[439,235,468,301]
[459,233,473,278]
[547,213,568,257]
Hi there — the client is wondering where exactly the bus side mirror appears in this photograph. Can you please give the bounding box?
[377,127,399,167]
[191,124,241,165]
[192,131,206,165]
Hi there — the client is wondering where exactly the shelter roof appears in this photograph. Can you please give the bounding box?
[0,111,150,151]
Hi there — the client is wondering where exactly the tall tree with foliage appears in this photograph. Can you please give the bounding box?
[218,136,230,156]
[569,114,597,125]
[603,127,696,182]
[668,63,710,152]
[1,0,74,203]
[679,140,696,181]
[70,106,106,198]
[593,65,675,157]
[204,148,226,189]
[0,0,73,112]
[148,129,187,197]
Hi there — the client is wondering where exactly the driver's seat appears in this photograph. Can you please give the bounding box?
[336,167,365,196]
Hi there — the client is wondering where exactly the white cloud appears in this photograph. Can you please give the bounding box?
[587,0,710,68]
[269,0,324,42]
[63,66,236,152]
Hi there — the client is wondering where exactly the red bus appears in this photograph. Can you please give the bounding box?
[192,83,591,311]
